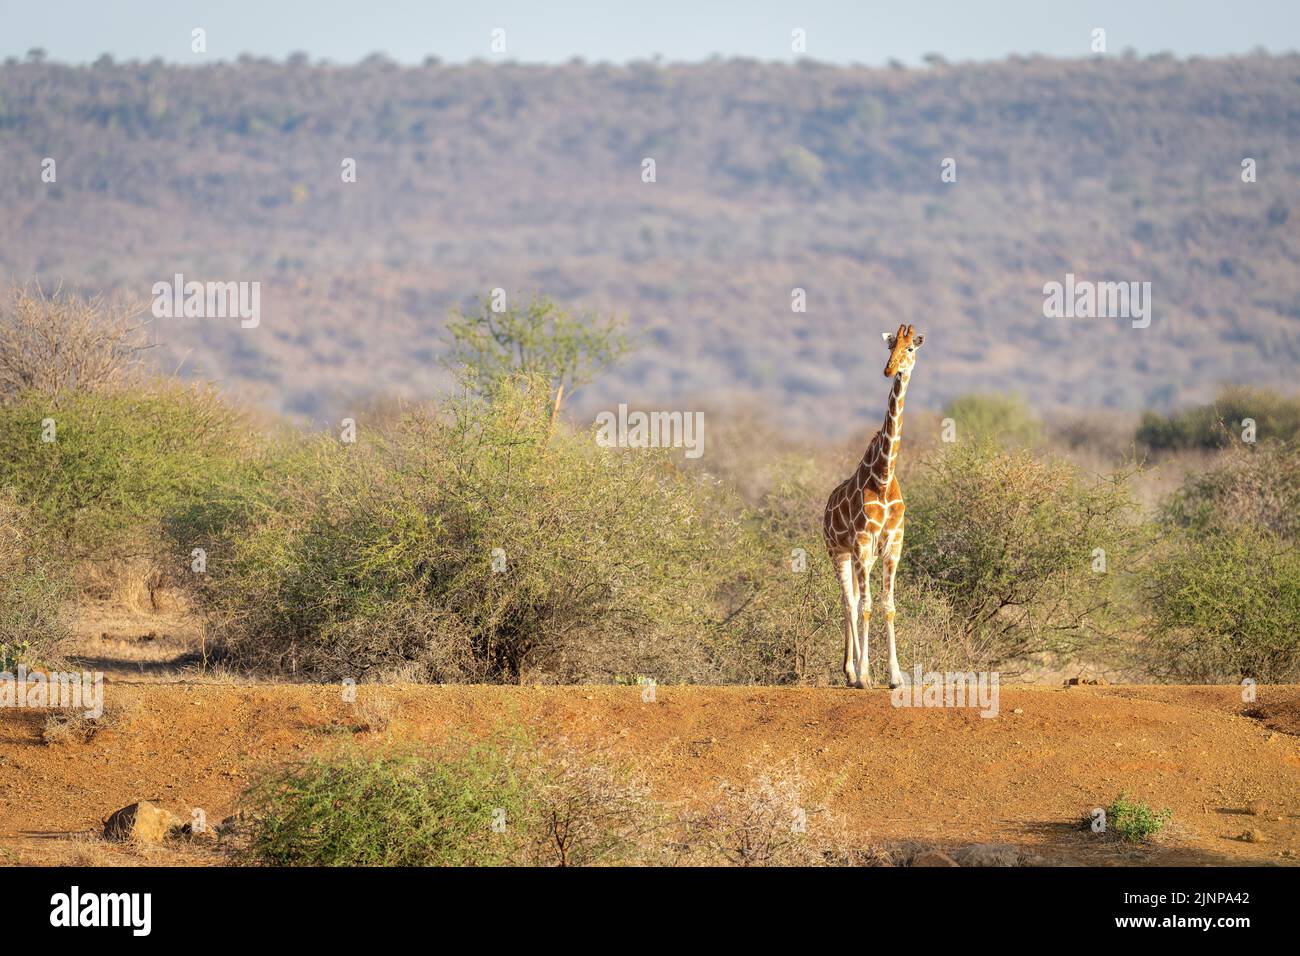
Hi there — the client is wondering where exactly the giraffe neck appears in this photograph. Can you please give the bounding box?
[859,369,910,491]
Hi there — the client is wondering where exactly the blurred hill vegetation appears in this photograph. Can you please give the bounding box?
[1,52,1298,429]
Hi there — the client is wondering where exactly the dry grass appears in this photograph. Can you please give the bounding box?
[41,695,141,746]
[679,756,865,866]
[77,556,185,613]
[1,831,233,867]
[526,739,664,866]
[350,693,396,734]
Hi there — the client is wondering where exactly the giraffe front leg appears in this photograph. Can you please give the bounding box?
[881,528,905,690]
[856,548,875,688]
[834,554,859,687]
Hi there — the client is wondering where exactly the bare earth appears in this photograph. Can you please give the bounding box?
[2,682,1297,866]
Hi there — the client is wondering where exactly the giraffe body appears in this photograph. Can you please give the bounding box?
[823,323,923,689]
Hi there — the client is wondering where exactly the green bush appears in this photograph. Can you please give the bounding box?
[1164,442,1300,542]
[0,384,253,561]
[0,493,72,666]
[903,441,1138,669]
[942,393,1041,447]
[200,376,730,683]
[243,741,537,866]
[1136,386,1300,451]
[1141,525,1300,683]
[1140,442,1300,683]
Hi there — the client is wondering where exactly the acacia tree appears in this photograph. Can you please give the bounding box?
[443,293,628,423]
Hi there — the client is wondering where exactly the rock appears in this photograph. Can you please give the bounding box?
[103,802,182,844]
[911,849,960,867]
[1245,800,1266,816]
[950,843,1030,867]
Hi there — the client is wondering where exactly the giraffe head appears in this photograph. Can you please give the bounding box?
[882,323,924,377]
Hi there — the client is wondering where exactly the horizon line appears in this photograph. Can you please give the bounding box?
[8,47,1300,71]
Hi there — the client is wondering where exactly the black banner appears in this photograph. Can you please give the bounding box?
[3,865,1279,940]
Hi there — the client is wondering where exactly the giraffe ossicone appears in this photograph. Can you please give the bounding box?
[822,323,924,689]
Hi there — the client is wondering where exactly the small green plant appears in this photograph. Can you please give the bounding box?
[0,641,31,672]
[1097,793,1173,843]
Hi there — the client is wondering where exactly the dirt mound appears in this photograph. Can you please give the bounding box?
[1243,699,1300,737]
[1,684,1297,866]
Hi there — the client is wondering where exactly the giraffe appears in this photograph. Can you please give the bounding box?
[822,323,924,689]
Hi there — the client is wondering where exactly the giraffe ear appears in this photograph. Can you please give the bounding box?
[912,333,925,348]
[882,331,896,348]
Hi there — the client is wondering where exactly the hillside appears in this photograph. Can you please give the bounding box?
[2,54,1298,429]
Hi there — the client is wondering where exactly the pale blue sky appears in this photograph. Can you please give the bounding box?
[2,0,1296,65]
